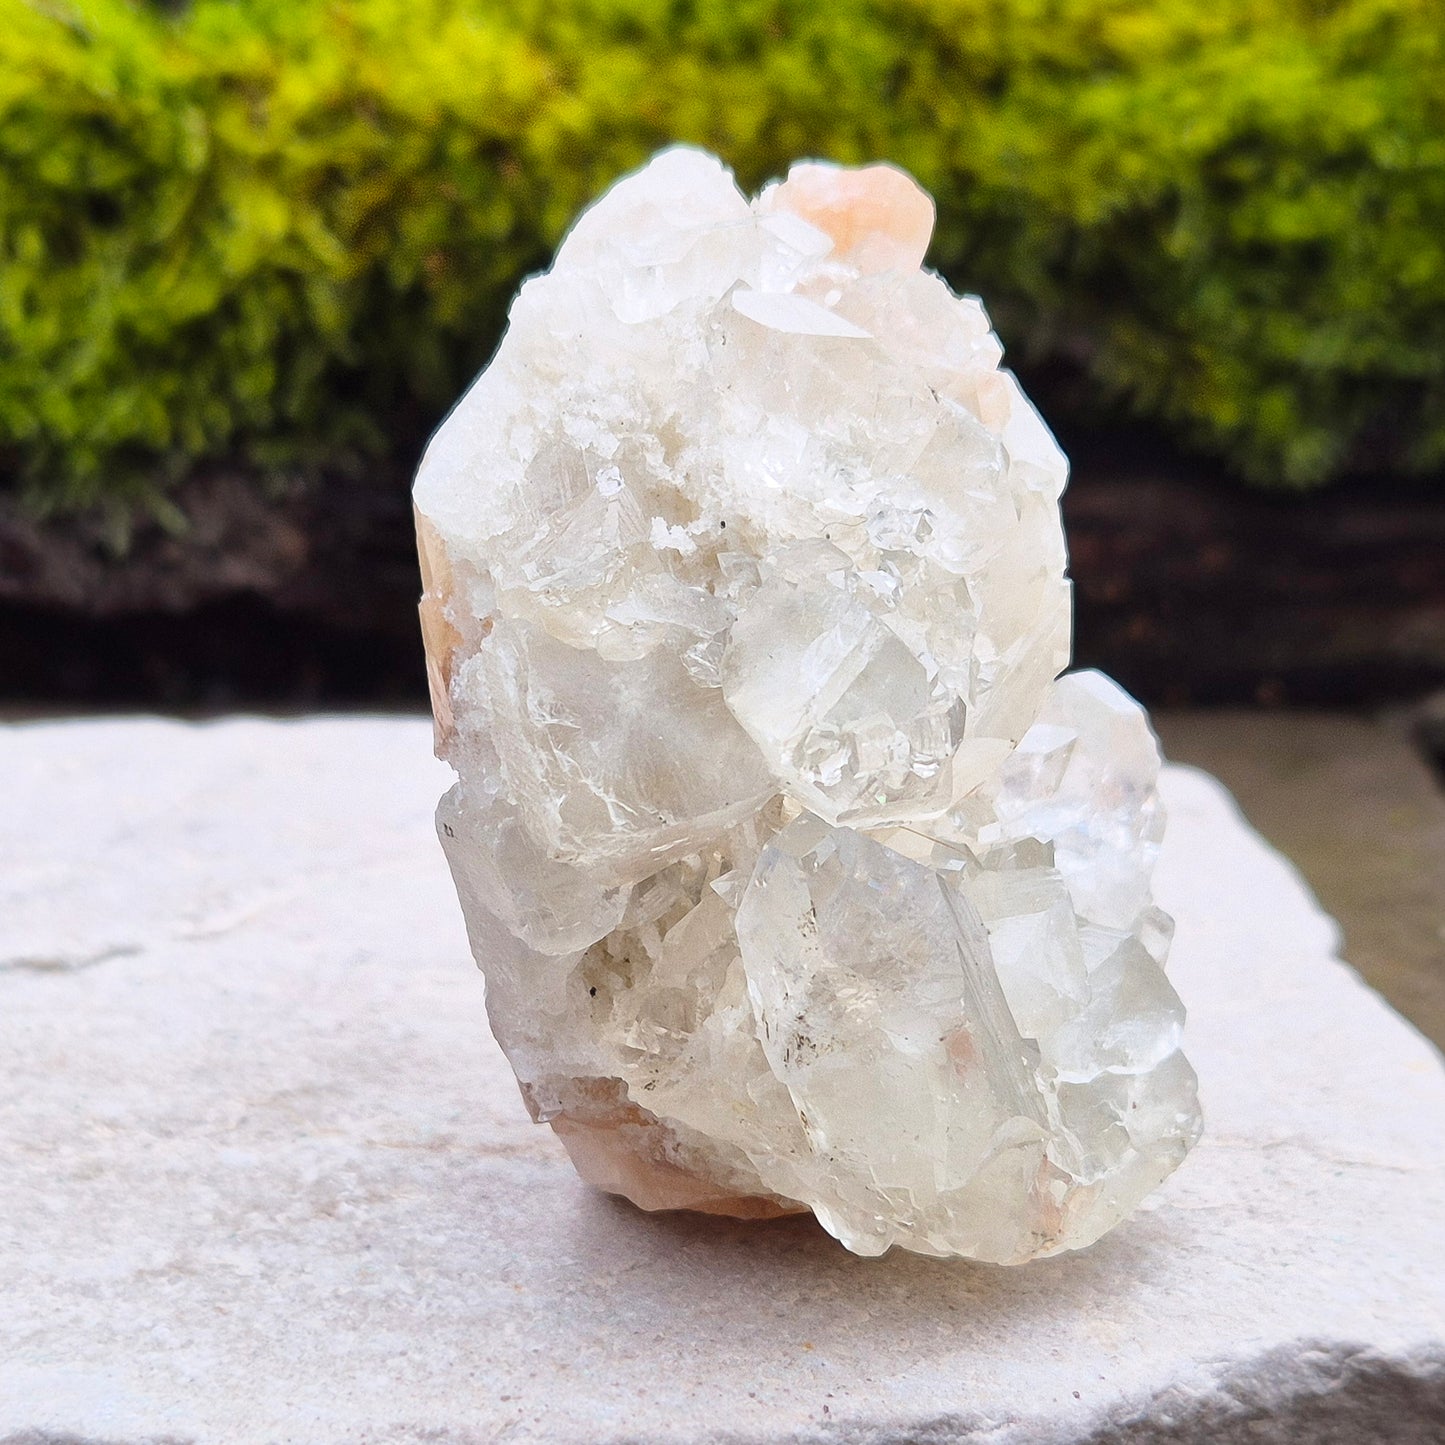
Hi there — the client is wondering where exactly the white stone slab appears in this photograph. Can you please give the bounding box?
[1,717,1441,1444]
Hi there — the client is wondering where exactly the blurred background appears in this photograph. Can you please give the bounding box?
[1,0,1441,1040]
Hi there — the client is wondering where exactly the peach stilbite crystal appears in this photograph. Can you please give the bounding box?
[764,161,935,272]
[413,148,1201,1261]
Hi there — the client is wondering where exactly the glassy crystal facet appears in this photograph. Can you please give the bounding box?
[413,148,1201,1261]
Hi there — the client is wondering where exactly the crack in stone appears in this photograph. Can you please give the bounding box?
[0,943,141,974]
[1196,1133,1438,1176]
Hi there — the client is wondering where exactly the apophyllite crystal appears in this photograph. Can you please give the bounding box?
[413,148,1201,1262]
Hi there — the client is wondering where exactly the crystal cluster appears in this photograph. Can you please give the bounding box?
[413,148,1201,1262]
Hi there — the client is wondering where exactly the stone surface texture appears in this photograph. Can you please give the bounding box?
[1156,710,1445,1051]
[2,717,1443,1443]
[412,148,1199,1260]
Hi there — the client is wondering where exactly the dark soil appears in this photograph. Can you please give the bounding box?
[2,427,1442,712]
[1064,430,1445,709]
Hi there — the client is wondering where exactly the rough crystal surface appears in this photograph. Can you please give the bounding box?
[413,147,1201,1261]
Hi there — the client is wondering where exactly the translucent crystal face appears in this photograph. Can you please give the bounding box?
[414,147,1200,1262]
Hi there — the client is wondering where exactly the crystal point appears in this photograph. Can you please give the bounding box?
[414,148,1200,1261]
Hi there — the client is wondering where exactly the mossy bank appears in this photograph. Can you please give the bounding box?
[3,0,1444,520]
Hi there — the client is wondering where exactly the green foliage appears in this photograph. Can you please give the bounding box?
[2,0,1443,513]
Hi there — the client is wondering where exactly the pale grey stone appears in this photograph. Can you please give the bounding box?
[1,718,1441,1443]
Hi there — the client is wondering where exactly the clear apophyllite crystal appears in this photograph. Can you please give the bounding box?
[413,147,1201,1261]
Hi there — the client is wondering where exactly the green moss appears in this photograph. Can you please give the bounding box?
[3,0,1443,512]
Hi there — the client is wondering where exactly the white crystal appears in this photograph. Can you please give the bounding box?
[413,147,1201,1261]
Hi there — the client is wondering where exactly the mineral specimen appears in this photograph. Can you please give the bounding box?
[413,147,1201,1262]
